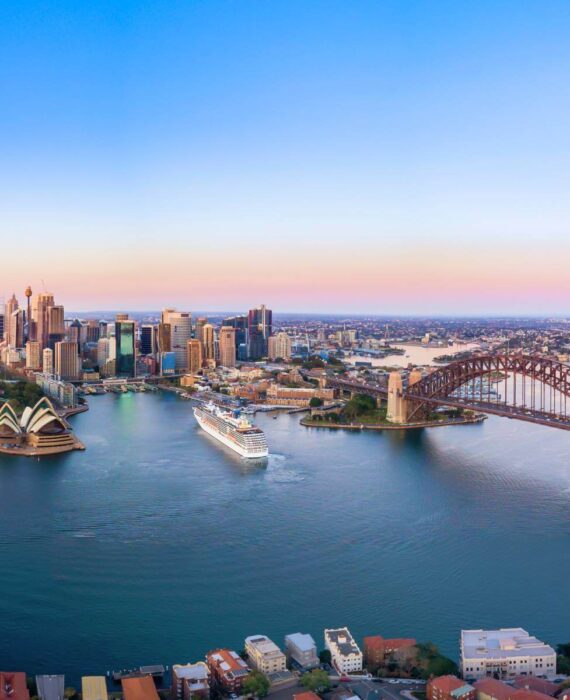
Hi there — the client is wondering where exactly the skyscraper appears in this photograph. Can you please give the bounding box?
[4,294,18,342]
[140,325,156,355]
[201,323,215,361]
[247,304,272,359]
[25,341,42,370]
[32,292,55,350]
[48,305,66,350]
[196,317,208,341]
[158,323,171,352]
[218,326,236,368]
[187,339,203,373]
[115,318,136,378]
[223,315,248,358]
[8,309,25,348]
[55,341,80,380]
[86,319,100,343]
[162,310,192,370]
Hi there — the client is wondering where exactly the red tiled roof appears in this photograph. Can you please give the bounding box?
[512,678,560,697]
[473,678,512,700]
[430,676,466,693]
[206,649,250,678]
[121,676,159,700]
[509,690,554,700]
[294,693,322,700]
[0,672,30,700]
[383,638,417,650]
[364,636,385,649]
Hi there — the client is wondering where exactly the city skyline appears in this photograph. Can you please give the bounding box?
[2,1,570,313]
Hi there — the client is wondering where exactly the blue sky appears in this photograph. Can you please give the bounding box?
[1,1,569,313]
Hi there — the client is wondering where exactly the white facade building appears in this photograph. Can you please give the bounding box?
[460,628,557,680]
[324,627,363,674]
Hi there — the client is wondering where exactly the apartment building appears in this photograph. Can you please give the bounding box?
[324,627,363,674]
[206,649,250,694]
[171,663,210,700]
[285,633,319,669]
[245,635,287,674]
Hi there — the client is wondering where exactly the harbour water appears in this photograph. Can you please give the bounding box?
[345,342,479,368]
[0,392,569,682]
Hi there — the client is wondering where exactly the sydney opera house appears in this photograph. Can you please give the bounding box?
[0,397,84,456]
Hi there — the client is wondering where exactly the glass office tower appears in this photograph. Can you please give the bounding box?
[116,320,136,377]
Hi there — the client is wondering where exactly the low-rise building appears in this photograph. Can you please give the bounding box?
[285,633,319,669]
[171,663,210,700]
[509,691,554,700]
[363,635,417,671]
[245,635,287,674]
[427,676,476,700]
[324,627,363,674]
[473,678,513,700]
[0,672,30,700]
[460,629,557,680]
[206,649,250,694]
[294,693,321,700]
[36,676,65,700]
[512,678,560,696]
[121,676,160,700]
[266,385,335,407]
[81,677,108,700]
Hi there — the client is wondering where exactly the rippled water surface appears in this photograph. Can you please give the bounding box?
[0,392,569,681]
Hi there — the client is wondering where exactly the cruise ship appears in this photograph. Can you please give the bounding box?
[193,403,269,458]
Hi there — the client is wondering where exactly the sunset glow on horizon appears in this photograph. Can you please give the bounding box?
[1,0,569,315]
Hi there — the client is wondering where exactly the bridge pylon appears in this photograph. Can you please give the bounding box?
[386,371,408,423]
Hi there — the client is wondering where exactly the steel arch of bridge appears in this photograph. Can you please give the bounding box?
[405,354,570,429]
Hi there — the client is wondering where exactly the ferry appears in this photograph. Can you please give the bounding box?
[193,403,269,458]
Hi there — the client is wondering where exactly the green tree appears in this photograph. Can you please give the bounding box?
[309,397,323,408]
[301,669,330,692]
[343,394,376,421]
[243,671,270,698]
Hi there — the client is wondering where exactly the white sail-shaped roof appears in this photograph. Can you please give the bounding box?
[21,397,67,434]
[0,402,22,435]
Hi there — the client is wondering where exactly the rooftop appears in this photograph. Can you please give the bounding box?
[36,675,65,700]
[81,677,108,700]
[325,627,362,657]
[286,633,317,652]
[246,635,284,658]
[430,676,472,694]
[473,679,512,700]
[461,629,555,660]
[121,676,160,700]
[207,649,250,679]
[0,672,30,700]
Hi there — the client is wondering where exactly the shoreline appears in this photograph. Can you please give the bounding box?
[300,414,487,431]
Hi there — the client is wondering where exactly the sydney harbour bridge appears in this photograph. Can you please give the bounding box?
[326,354,570,431]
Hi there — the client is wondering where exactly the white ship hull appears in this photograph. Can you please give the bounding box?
[194,408,269,459]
